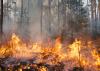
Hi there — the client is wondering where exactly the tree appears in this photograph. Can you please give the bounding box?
[0,0,3,35]
[58,0,88,40]
[40,0,43,38]
[48,0,52,35]
[98,0,100,19]
[90,0,98,38]
[61,0,67,41]
[66,0,88,37]
[41,0,52,38]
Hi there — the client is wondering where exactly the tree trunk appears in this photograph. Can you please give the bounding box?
[61,0,66,41]
[0,0,3,35]
[48,0,51,34]
[21,0,23,24]
[40,0,43,38]
[98,0,100,19]
[90,0,97,39]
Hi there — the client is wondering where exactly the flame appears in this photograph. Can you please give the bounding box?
[38,66,48,71]
[0,33,100,71]
[92,49,100,70]
[11,33,20,44]
[68,39,81,58]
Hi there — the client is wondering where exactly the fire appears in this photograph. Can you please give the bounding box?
[68,39,81,58]
[0,33,100,71]
[38,66,48,71]
[92,49,100,69]
[10,33,33,59]
[11,33,20,44]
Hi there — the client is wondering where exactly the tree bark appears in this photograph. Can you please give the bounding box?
[90,0,97,39]
[61,0,66,41]
[48,0,51,34]
[98,0,100,19]
[21,0,23,24]
[0,0,3,34]
[40,0,43,39]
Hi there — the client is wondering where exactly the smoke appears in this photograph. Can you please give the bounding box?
[3,0,41,41]
[3,0,90,42]
[3,0,60,42]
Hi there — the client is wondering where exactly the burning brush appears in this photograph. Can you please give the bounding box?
[0,33,100,71]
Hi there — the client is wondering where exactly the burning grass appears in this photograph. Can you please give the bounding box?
[0,33,100,71]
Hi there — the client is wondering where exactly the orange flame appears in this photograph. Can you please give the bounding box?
[0,34,100,71]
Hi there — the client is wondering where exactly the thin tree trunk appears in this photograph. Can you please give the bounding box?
[98,0,100,19]
[94,0,97,38]
[0,0,3,35]
[90,0,97,38]
[61,0,66,41]
[21,0,23,24]
[48,0,51,34]
[40,0,43,38]
[58,0,60,34]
